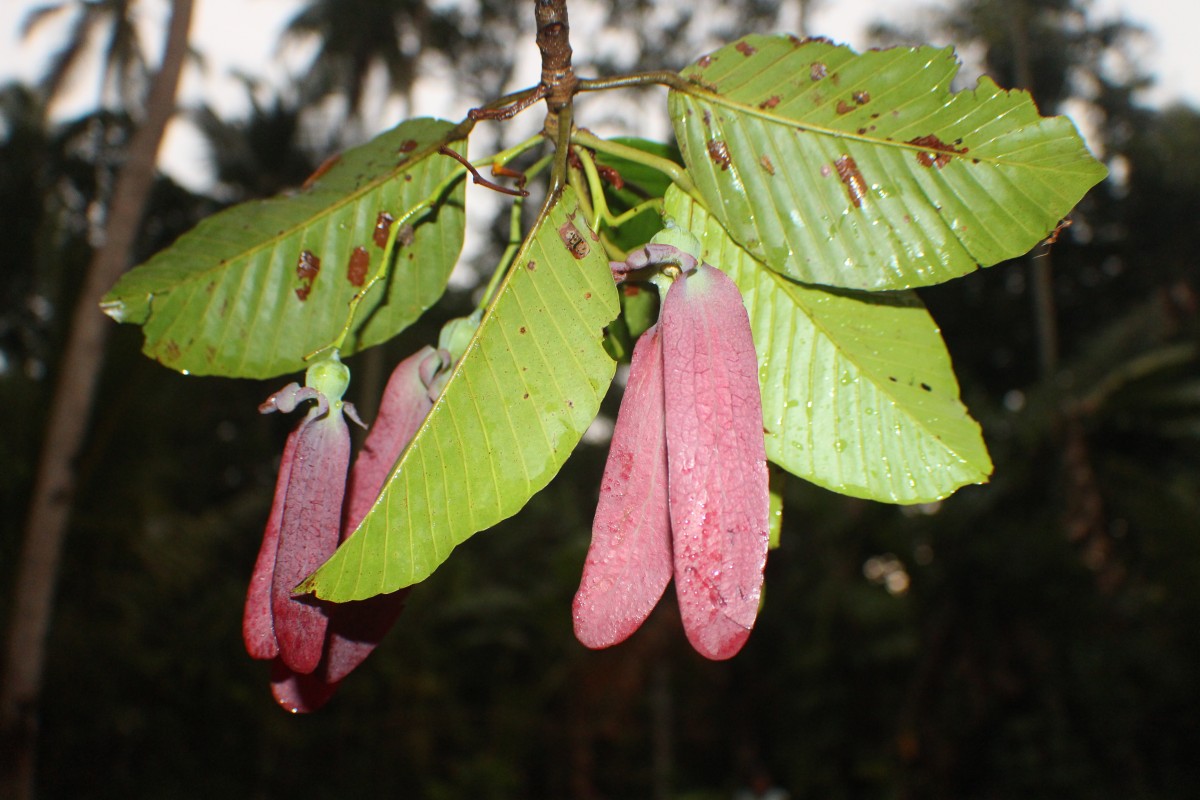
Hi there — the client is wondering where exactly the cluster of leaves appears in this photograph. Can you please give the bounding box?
[102,35,1105,609]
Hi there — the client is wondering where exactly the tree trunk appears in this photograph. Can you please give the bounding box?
[0,1,194,796]
[1007,1,1060,378]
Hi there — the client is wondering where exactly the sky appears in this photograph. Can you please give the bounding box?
[1,0,1197,190]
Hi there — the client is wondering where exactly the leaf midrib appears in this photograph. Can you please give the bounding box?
[672,84,1083,175]
[136,140,465,300]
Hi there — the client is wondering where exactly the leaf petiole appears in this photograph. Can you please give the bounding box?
[572,146,663,230]
[576,71,692,94]
[572,129,697,198]
[476,132,546,172]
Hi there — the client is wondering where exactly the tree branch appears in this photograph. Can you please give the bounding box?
[535,0,577,111]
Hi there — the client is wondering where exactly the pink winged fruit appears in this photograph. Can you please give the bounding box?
[245,343,455,712]
[574,238,770,660]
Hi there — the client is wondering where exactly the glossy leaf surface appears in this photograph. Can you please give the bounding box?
[101,118,467,378]
[669,36,1107,290]
[667,186,992,503]
[302,187,620,601]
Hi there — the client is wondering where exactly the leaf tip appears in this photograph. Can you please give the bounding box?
[99,298,128,323]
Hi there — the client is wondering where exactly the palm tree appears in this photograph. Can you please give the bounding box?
[21,0,148,114]
[280,0,463,129]
[0,1,194,796]
[188,82,322,201]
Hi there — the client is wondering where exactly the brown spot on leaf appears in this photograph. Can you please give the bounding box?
[759,154,775,175]
[735,41,757,56]
[907,134,969,168]
[301,153,341,190]
[523,392,530,399]
[398,139,419,154]
[834,155,868,209]
[165,340,181,361]
[559,222,590,259]
[758,95,781,110]
[585,292,592,299]
[836,99,854,115]
[697,54,713,68]
[519,326,527,334]
[527,261,537,271]
[810,62,827,81]
[853,90,870,105]
[707,139,732,170]
[347,246,369,286]
[373,212,395,248]
[296,250,321,300]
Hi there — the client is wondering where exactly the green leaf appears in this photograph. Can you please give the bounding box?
[669,35,1107,290]
[101,118,468,378]
[666,186,991,503]
[302,186,620,601]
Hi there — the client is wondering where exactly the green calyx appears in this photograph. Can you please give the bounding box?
[305,351,351,404]
[438,310,483,363]
[649,223,702,263]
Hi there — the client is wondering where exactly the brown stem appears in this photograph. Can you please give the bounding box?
[534,0,577,112]
[468,85,547,121]
[438,146,529,196]
[0,1,194,796]
[576,71,690,93]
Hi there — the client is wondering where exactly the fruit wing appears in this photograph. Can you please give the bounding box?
[573,325,673,649]
[662,265,769,660]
